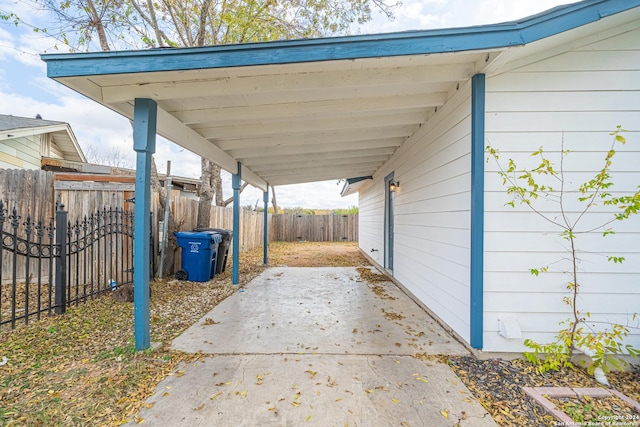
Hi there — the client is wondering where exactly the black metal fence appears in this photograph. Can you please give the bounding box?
[0,201,136,331]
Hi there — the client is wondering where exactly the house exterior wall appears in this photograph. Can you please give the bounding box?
[0,135,42,170]
[483,28,640,352]
[359,28,640,353]
[359,82,474,344]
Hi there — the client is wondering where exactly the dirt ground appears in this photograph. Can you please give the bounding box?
[267,241,369,267]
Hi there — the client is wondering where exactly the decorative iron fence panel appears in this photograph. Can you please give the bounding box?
[0,201,136,331]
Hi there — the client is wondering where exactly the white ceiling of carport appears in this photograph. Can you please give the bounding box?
[77,51,489,187]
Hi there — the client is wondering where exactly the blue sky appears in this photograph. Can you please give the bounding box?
[0,0,573,209]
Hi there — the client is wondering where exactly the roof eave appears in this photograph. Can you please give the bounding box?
[41,0,640,78]
[341,176,373,197]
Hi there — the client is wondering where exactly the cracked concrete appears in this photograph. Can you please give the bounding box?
[126,267,497,426]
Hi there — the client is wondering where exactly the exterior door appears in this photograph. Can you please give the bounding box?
[384,173,394,273]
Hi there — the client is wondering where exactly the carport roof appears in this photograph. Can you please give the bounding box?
[41,0,640,191]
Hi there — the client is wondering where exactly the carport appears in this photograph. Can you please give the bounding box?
[40,1,606,350]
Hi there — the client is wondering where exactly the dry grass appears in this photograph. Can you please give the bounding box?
[267,241,368,267]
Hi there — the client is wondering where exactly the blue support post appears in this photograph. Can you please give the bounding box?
[263,185,269,265]
[132,98,157,351]
[470,74,485,350]
[232,162,242,285]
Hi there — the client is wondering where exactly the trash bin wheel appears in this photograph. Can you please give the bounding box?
[175,269,188,281]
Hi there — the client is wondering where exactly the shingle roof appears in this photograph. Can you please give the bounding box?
[0,114,65,132]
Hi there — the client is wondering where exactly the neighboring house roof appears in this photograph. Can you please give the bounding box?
[41,0,640,190]
[0,114,87,163]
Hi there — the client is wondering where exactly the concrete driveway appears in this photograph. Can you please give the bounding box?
[126,267,497,426]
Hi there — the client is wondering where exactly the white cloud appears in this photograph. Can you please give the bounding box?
[362,0,574,33]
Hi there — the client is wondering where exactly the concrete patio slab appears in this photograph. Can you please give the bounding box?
[130,354,495,427]
[127,267,496,426]
[171,267,468,356]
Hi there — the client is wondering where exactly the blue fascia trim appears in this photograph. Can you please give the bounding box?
[42,0,640,78]
[470,74,485,350]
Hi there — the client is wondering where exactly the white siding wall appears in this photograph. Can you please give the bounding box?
[359,83,474,343]
[0,136,41,169]
[483,29,640,352]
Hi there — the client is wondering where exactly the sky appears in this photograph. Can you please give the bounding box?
[0,0,574,209]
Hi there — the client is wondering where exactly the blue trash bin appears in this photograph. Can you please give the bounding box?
[175,231,222,282]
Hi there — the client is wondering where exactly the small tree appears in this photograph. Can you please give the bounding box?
[487,126,640,374]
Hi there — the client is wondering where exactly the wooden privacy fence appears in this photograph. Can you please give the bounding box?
[0,169,135,225]
[0,169,55,221]
[0,169,359,279]
[166,193,359,244]
[164,193,268,251]
[270,214,358,242]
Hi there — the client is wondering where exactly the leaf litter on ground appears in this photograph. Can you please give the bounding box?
[1,241,638,426]
[0,245,269,426]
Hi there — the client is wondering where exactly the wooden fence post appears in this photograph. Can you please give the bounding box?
[54,204,68,314]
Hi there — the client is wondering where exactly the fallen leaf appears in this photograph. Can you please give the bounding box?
[440,409,449,419]
[193,403,205,411]
[392,398,401,404]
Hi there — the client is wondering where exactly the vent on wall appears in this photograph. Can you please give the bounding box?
[497,316,522,339]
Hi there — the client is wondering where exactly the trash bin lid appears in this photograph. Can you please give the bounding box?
[194,227,232,236]
[176,230,223,244]
[175,231,210,239]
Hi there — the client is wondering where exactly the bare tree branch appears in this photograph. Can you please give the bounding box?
[223,182,249,207]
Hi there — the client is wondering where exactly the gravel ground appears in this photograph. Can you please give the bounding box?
[448,356,640,426]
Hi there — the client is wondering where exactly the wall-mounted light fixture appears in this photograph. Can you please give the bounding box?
[389,180,399,192]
